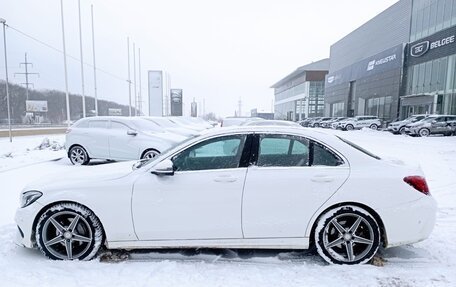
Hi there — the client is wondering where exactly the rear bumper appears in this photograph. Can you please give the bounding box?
[377,196,437,248]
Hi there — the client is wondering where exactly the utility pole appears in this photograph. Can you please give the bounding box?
[78,0,86,117]
[60,0,71,127]
[127,37,132,116]
[133,42,137,116]
[238,97,242,117]
[1,18,12,142]
[14,53,39,101]
[91,4,98,116]
[138,47,142,116]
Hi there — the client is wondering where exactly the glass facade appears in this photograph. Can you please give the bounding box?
[404,54,456,116]
[274,81,325,120]
[410,0,456,42]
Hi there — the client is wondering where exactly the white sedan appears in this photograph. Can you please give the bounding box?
[15,126,436,264]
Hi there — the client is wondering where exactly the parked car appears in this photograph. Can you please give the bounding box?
[387,114,429,134]
[65,116,187,165]
[319,117,338,128]
[404,115,456,137]
[240,120,301,127]
[16,126,436,264]
[310,117,332,128]
[305,117,322,128]
[168,116,213,131]
[298,118,313,127]
[144,117,200,138]
[329,117,349,129]
[338,116,382,130]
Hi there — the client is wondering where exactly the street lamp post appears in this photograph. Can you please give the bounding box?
[59,0,71,127]
[0,18,12,142]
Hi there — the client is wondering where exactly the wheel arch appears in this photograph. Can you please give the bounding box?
[31,200,107,248]
[308,201,387,249]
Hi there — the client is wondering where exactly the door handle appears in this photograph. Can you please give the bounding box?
[214,176,237,183]
[311,175,334,183]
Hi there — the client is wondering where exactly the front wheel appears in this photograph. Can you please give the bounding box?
[314,206,380,265]
[369,124,378,130]
[418,128,430,137]
[399,126,406,134]
[345,124,354,131]
[69,145,90,165]
[36,203,104,260]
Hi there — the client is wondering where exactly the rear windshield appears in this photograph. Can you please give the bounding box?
[337,136,381,160]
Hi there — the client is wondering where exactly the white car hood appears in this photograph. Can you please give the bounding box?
[23,161,135,192]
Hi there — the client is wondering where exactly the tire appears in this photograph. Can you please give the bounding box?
[399,126,406,134]
[36,203,104,261]
[68,145,90,165]
[369,124,378,130]
[345,124,354,131]
[418,128,430,137]
[141,149,160,160]
[314,205,380,265]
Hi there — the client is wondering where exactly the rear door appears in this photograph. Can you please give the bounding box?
[86,120,110,158]
[242,133,349,238]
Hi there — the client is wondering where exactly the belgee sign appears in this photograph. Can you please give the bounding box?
[408,25,456,65]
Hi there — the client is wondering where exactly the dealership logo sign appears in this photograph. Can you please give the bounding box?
[327,76,335,83]
[410,35,455,57]
[366,54,397,71]
[411,41,430,57]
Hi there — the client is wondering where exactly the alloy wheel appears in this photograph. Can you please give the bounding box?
[69,146,88,165]
[419,128,430,137]
[41,211,93,260]
[345,124,354,131]
[322,213,374,263]
[142,149,160,160]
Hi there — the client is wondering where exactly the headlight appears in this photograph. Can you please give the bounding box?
[20,191,42,208]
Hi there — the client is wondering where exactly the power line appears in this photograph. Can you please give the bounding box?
[7,24,127,84]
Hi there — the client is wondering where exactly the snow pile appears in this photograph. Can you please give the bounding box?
[0,135,66,172]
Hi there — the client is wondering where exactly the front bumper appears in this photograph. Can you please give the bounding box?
[387,125,400,133]
[377,196,437,248]
[14,201,44,248]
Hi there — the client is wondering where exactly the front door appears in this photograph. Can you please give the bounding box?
[132,134,249,240]
[242,134,350,238]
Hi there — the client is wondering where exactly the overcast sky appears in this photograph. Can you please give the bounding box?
[1,0,398,117]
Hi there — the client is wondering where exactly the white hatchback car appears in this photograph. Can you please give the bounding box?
[65,116,187,165]
[16,127,436,264]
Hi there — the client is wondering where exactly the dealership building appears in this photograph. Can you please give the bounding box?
[271,58,329,120]
[324,0,456,121]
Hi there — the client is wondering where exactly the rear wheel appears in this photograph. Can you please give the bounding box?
[141,149,160,160]
[399,126,406,134]
[69,146,90,165]
[36,203,104,260]
[315,206,380,265]
[418,128,430,137]
[345,124,354,131]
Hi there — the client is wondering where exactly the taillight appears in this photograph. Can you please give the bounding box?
[403,176,430,195]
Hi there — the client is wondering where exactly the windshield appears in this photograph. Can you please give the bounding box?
[132,119,166,132]
[149,118,177,128]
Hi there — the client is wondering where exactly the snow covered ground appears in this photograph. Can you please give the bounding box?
[0,130,455,286]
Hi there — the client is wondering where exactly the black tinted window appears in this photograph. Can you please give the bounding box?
[257,135,309,167]
[312,142,344,166]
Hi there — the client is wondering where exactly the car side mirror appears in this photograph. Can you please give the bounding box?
[151,159,174,176]
[127,129,138,136]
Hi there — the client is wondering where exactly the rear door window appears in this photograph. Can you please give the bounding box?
[88,120,108,129]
